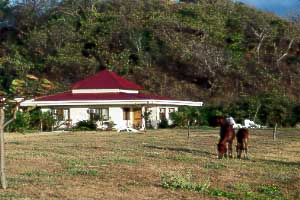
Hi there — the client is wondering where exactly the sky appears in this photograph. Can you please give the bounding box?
[235,0,300,18]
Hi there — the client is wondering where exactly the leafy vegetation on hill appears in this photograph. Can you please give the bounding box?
[1,0,300,103]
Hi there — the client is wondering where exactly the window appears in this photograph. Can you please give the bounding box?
[53,108,69,121]
[159,108,166,120]
[123,108,131,120]
[102,108,109,120]
[89,108,109,121]
[169,108,175,113]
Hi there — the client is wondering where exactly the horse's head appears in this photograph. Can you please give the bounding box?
[217,143,227,159]
[209,116,226,127]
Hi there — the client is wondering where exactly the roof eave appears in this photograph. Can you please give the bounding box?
[21,99,203,107]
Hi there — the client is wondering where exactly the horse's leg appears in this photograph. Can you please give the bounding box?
[228,141,233,158]
[223,143,228,158]
[218,151,223,159]
[217,146,223,159]
[217,143,223,159]
[236,143,241,159]
[244,139,248,159]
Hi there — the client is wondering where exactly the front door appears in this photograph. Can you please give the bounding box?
[133,108,142,128]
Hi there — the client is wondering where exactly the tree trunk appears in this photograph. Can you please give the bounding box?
[187,120,190,138]
[253,104,261,122]
[0,105,18,189]
[40,120,43,132]
[0,108,7,189]
[273,123,278,141]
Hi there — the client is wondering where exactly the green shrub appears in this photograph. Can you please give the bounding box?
[159,118,169,128]
[170,111,186,127]
[40,111,55,131]
[74,120,96,130]
[29,109,55,131]
[29,109,43,129]
[7,111,30,133]
[170,107,201,127]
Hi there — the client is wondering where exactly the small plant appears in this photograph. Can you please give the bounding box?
[8,141,23,145]
[204,162,225,169]
[161,173,240,199]
[21,170,52,177]
[0,193,24,199]
[208,188,237,199]
[112,157,137,165]
[258,184,283,198]
[66,159,86,167]
[233,183,252,192]
[167,155,195,163]
[66,159,98,176]
[68,168,98,176]
[161,173,210,192]
[145,152,161,158]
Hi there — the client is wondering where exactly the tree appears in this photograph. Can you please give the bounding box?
[142,109,151,132]
[170,107,201,137]
[0,96,20,189]
[0,0,10,22]
[267,105,289,140]
[0,74,53,189]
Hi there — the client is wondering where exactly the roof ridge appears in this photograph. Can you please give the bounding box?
[71,69,142,90]
[108,70,124,89]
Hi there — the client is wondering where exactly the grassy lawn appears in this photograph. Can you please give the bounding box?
[0,129,299,199]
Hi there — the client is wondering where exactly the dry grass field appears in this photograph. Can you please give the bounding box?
[0,129,299,199]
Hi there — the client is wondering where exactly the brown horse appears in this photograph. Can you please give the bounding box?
[236,128,249,159]
[210,116,235,159]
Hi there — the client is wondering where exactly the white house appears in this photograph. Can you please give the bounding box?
[21,69,203,130]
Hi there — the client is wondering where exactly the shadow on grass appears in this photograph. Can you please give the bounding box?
[143,144,216,157]
[257,159,300,167]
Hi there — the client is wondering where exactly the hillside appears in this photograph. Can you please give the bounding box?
[1,0,300,103]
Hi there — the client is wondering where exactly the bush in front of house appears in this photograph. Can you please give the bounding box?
[159,118,169,128]
[74,120,97,131]
[7,109,55,133]
[40,111,55,131]
[7,111,31,133]
[170,107,201,128]
[30,109,55,131]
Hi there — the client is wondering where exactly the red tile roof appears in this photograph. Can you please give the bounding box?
[72,69,143,90]
[35,92,172,101]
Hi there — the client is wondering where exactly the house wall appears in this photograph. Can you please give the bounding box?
[109,107,124,126]
[147,106,178,120]
[70,108,89,125]
[146,106,178,128]
[70,107,126,126]
[68,107,128,127]
[41,108,51,113]
[42,105,178,129]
